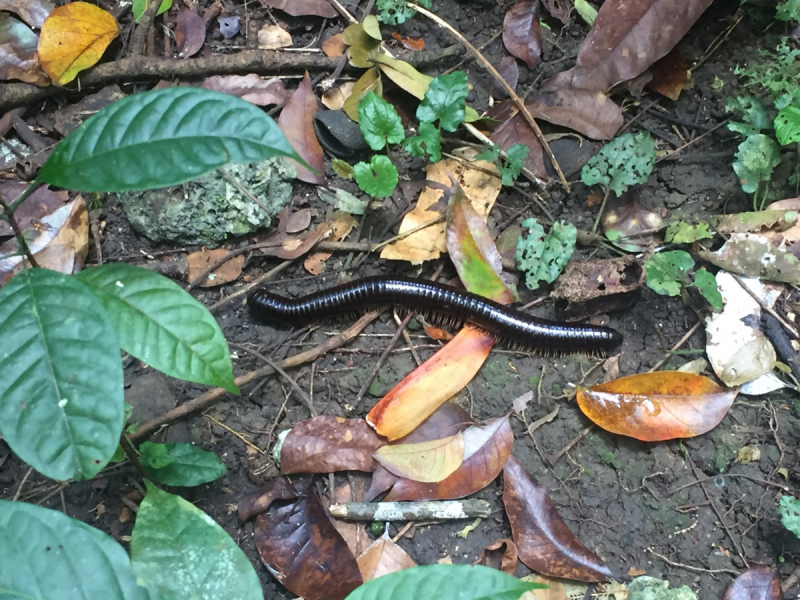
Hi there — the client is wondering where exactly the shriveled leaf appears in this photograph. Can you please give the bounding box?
[541,0,571,24]
[446,182,518,303]
[258,24,292,49]
[256,488,362,600]
[174,8,205,58]
[601,190,663,252]
[391,31,425,51]
[278,72,326,185]
[322,82,356,110]
[0,14,49,85]
[132,482,261,599]
[38,88,304,192]
[139,441,227,486]
[503,0,542,70]
[474,539,518,575]
[373,53,433,100]
[646,47,689,101]
[0,183,66,237]
[201,74,288,106]
[281,416,386,474]
[0,501,150,600]
[0,0,54,29]
[503,456,612,582]
[359,91,405,150]
[384,416,512,502]
[367,326,495,440]
[724,566,781,600]
[528,89,623,140]
[344,564,540,600]
[187,248,244,287]
[581,131,656,196]
[374,433,465,483]
[357,536,417,581]
[576,371,737,441]
[260,0,338,18]
[344,67,383,121]
[0,268,123,481]
[543,0,714,93]
[38,2,118,85]
[76,263,238,392]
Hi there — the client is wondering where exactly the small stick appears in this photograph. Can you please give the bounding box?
[648,321,702,373]
[548,424,593,466]
[0,193,39,268]
[667,473,792,496]
[646,548,739,576]
[329,499,491,521]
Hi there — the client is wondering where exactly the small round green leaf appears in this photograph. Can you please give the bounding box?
[0,268,124,481]
[733,133,780,194]
[131,482,261,600]
[358,91,405,151]
[37,87,304,192]
[644,250,695,297]
[77,263,238,393]
[354,155,398,197]
[140,442,227,487]
[0,501,151,600]
[344,564,541,600]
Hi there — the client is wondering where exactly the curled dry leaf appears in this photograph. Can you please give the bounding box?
[503,0,542,70]
[38,1,119,85]
[260,0,338,18]
[503,456,612,582]
[646,47,689,101]
[0,0,54,29]
[258,24,292,50]
[255,488,363,600]
[201,75,288,106]
[601,190,663,252]
[391,32,425,51]
[304,211,357,274]
[551,255,643,317]
[237,476,298,521]
[384,416,513,502]
[528,89,623,140]
[174,8,206,58]
[540,0,571,24]
[357,536,416,582]
[0,182,66,237]
[186,249,244,287]
[322,81,356,111]
[577,371,738,441]
[278,72,326,185]
[723,565,781,600]
[367,326,495,441]
[280,416,386,474]
[473,539,518,575]
[543,0,714,93]
[0,14,50,85]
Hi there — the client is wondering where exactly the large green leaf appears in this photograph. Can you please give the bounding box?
[37,87,305,192]
[344,564,540,600]
[131,482,261,600]
[0,501,151,600]
[140,441,227,487]
[0,268,124,481]
[77,264,238,393]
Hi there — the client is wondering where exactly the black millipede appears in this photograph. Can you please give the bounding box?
[248,276,623,357]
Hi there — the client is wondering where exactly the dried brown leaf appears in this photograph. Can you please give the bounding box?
[259,0,337,18]
[322,32,346,57]
[201,74,288,106]
[186,248,244,287]
[490,56,519,100]
[331,481,370,557]
[528,89,623,140]
[646,46,689,101]
[540,0,571,24]
[258,24,292,50]
[238,477,298,521]
[0,182,66,237]
[175,9,206,58]
[0,14,49,85]
[473,539,518,575]
[0,0,54,29]
[503,0,542,70]
[724,566,782,600]
[357,536,416,581]
[278,72,326,185]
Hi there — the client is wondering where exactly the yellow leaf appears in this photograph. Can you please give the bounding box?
[38,2,119,85]
[373,432,465,482]
[373,53,432,99]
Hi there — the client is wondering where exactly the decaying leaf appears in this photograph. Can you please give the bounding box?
[278,72,326,185]
[551,255,643,317]
[280,416,385,474]
[0,14,49,85]
[174,8,205,58]
[238,477,298,521]
[723,566,781,600]
[331,480,370,557]
[540,0,571,24]
[322,33,346,57]
[528,89,623,140]
[601,190,663,252]
[357,535,416,582]
[255,488,362,600]
[186,249,244,287]
[304,211,356,274]
[646,47,689,101]
[697,233,800,286]
[576,371,737,441]
[490,56,520,100]
[0,182,66,237]
[322,81,356,111]
[503,0,542,70]
[260,0,338,18]
[201,75,288,106]
[38,1,119,85]
[504,456,612,582]
[258,24,292,50]
[473,539,518,575]
[391,32,425,51]
[0,0,54,29]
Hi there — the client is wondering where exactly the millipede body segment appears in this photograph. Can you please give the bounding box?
[248,276,623,356]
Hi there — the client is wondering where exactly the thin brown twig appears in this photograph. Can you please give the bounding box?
[646,548,739,576]
[12,467,33,502]
[667,473,793,496]
[548,424,593,466]
[648,321,702,373]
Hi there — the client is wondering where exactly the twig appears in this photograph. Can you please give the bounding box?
[548,424,593,466]
[12,467,33,502]
[203,413,265,453]
[646,548,739,576]
[130,0,164,56]
[329,499,492,520]
[129,311,380,440]
[655,119,730,164]
[409,3,569,191]
[648,321,702,373]
[209,259,295,312]
[119,435,159,487]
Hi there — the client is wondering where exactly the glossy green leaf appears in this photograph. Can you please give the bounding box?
[402,121,441,162]
[37,88,304,192]
[131,482,261,600]
[733,133,781,194]
[417,71,469,132]
[358,91,405,151]
[693,269,723,312]
[516,218,576,291]
[0,501,151,600]
[581,131,656,196]
[0,268,124,481]
[354,155,398,197]
[644,250,694,296]
[140,441,227,487]
[775,102,800,145]
[77,263,238,393]
[344,564,541,600]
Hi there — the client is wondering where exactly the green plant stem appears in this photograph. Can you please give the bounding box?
[120,434,162,488]
[9,181,40,212]
[0,184,39,268]
[592,186,611,233]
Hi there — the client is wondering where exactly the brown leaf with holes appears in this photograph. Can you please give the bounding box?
[646,46,689,101]
[503,0,541,70]
[186,249,244,287]
[175,8,205,58]
[527,89,623,140]
[357,536,416,581]
[541,0,571,24]
[474,539,518,575]
[259,0,337,18]
[281,416,386,474]
[503,456,612,582]
[724,566,781,600]
[201,75,288,106]
[278,72,326,185]
[255,487,362,600]
[543,0,713,93]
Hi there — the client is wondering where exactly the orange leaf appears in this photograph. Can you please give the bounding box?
[373,432,464,483]
[186,248,244,287]
[38,2,118,85]
[367,325,494,440]
[576,371,737,441]
[647,47,689,101]
[322,32,346,57]
[391,31,425,51]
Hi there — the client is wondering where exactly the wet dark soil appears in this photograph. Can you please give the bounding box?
[2,1,800,598]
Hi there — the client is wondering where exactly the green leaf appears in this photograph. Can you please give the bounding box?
[0,268,123,481]
[644,250,695,296]
[664,221,714,243]
[573,0,597,25]
[131,482,261,600]
[779,495,800,538]
[417,71,469,132]
[344,564,542,600]
[581,131,656,196]
[726,96,771,136]
[777,0,800,21]
[354,155,398,197]
[0,501,151,600]
[733,133,781,194]
[775,102,800,145]
[332,158,356,179]
[358,91,405,151]
[694,269,723,312]
[133,0,171,22]
[37,88,305,193]
[475,144,500,164]
[499,144,529,186]
[402,121,441,162]
[140,442,227,487]
[375,0,431,25]
[77,263,238,393]
[516,218,577,291]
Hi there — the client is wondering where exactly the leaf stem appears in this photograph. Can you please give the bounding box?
[0,183,40,268]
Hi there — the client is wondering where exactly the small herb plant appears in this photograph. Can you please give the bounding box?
[644,251,723,311]
[376,0,431,25]
[515,218,577,291]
